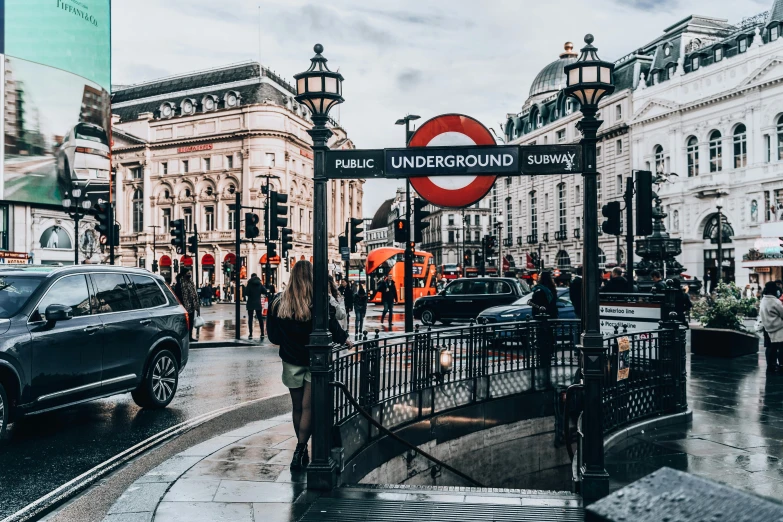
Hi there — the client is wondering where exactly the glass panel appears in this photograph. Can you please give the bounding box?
[600,67,611,82]
[297,78,305,94]
[582,66,598,82]
[35,275,91,320]
[307,75,322,93]
[0,275,42,318]
[91,273,135,313]
[583,88,596,104]
[130,275,168,308]
[324,76,337,93]
[568,68,579,86]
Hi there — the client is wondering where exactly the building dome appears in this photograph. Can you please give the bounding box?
[528,42,578,98]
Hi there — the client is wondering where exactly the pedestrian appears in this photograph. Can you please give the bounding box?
[245,273,268,341]
[266,260,350,471]
[670,278,692,324]
[600,267,629,293]
[531,271,559,318]
[328,275,348,331]
[759,281,783,374]
[436,278,446,293]
[215,286,221,302]
[651,270,666,293]
[339,279,354,325]
[353,282,368,337]
[378,275,397,329]
[176,269,200,342]
[704,273,712,294]
[775,280,783,298]
[569,266,583,318]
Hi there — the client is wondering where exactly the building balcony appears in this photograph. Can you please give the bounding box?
[573,228,581,239]
[554,230,568,241]
[526,234,538,245]
[517,237,524,246]
[503,237,513,247]
[542,232,549,243]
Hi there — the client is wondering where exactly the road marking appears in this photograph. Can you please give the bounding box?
[0,392,288,522]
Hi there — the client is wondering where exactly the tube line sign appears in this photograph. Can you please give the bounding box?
[325,144,582,179]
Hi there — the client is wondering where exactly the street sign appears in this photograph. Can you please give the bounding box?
[340,246,350,261]
[327,149,384,179]
[408,114,498,208]
[520,144,582,174]
[599,300,661,337]
[385,145,518,177]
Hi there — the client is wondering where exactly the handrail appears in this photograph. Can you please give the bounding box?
[330,380,484,487]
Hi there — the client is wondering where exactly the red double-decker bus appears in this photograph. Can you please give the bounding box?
[366,248,437,304]
[439,263,461,280]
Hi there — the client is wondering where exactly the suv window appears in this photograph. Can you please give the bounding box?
[32,274,92,321]
[130,275,167,308]
[443,281,464,295]
[91,273,134,313]
[0,275,42,318]
[493,281,512,294]
[466,281,489,294]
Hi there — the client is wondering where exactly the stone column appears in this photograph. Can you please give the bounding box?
[143,159,152,230]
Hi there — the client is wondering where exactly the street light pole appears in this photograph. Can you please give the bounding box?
[62,188,92,265]
[565,34,615,503]
[716,197,723,285]
[396,114,420,333]
[295,43,344,490]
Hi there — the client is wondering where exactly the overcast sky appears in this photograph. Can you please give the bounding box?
[112,0,769,218]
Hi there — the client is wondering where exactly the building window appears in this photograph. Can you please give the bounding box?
[448,230,455,243]
[161,162,168,175]
[530,191,538,238]
[474,230,480,242]
[227,205,236,231]
[691,56,700,71]
[183,207,193,232]
[203,157,211,171]
[654,145,665,174]
[597,175,602,203]
[565,99,573,115]
[666,65,674,80]
[131,167,142,179]
[766,134,772,163]
[204,206,214,231]
[709,131,722,172]
[448,214,455,226]
[557,184,567,234]
[772,25,780,41]
[132,189,144,233]
[161,208,171,230]
[536,113,543,128]
[616,175,622,192]
[616,139,623,155]
[474,215,480,226]
[265,153,276,167]
[714,47,723,62]
[597,145,602,160]
[556,129,566,142]
[544,193,549,210]
[733,124,747,168]
[226,155,234,169]
[738,38,747,53]
[777,115,783,160]
[615,104,622,120]
[686,136,699,177]
[506,197,512,238]
[182,160,189,173]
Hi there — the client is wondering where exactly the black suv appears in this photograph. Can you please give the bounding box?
[0,266,190,437]
[413,277,528,325]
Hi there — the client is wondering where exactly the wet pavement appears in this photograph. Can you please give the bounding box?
[606,332,783,503]
[0,345,287,520]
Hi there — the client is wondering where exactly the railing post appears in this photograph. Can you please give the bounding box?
[308,342,337,489]
[535,313,551,391]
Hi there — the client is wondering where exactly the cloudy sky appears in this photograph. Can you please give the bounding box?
[112,0,769,217]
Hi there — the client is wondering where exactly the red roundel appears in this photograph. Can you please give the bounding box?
[408,114,497,208]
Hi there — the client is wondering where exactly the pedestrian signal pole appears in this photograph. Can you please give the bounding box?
[235,191,241,340]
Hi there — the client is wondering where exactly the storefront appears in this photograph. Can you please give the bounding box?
[201,253,215,284]
[160,255,172,284]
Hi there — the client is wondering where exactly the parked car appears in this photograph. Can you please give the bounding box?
[413,277,528,325]
[478,288,575,323]
[56,122,111,204]
[0,266,189,438]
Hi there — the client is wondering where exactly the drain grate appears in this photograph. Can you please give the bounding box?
[299,498,584,522]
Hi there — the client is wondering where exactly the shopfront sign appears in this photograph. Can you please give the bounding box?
[177,143,213,153]
[0,251,29,264]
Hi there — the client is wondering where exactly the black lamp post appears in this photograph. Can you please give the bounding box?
[294,43,344,490]
[564,34,615,502]
[395,114,420,333]
[62,188,92,265]
[715,197,723,285]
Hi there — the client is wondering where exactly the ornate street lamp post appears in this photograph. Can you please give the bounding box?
[294,44,344,490]
[62,188,92,265]
[564,34,615,502]
[715,197,724,285]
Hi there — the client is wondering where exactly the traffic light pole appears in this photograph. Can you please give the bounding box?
[265,176,272,288]
[625,178,634,292]
[193,225,199,290]
[235,191,241,340]
[403,117,414,333]
[109,203,115,265]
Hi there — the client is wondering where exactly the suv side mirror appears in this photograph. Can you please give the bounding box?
[45,304,73,323]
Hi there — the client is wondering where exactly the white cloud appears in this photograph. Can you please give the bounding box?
[111,0,770,218]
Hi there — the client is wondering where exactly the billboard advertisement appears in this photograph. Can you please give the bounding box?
[1,0,111,207]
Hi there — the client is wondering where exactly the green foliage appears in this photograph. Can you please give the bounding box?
[692,282,757,332]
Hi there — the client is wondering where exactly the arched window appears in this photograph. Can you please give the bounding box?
[132,189,144,233]
[709,131,722,172]
[536,112,543,128]
[733,124,747,168]
[529,190,538,239]
[672,210,679,231]
[654,145,665,174]
[558,183,567,234]
[556,250,571,269]
[777,115,783,160]
[686,136,699,177]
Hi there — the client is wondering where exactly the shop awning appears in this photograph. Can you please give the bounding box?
[202,254,215,266]
[181,255,193,266]
[260,254,280,265]
[160,255,172,267]
[224,253,236,264]
[742,259,783,268]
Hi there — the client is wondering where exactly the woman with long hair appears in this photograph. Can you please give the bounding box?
[266,261,350,470]
[531,271,558,318]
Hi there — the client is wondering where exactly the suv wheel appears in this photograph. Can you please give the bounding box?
[420,308,436,325]
[132,350,179,409]
[0,382,8,439]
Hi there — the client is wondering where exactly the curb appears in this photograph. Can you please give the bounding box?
[0,393,287,522]
[190,340,255,349]
[603,409,693,451]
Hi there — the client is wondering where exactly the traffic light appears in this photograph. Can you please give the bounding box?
[601,201,622,236]
[94,202,112,243]
[635,170,653,236]
[269,190,288,240]
[413,198,430,243]
[245,213,260,239]
[339,235,348,251]
[151,260,159,273]
[112,224,120,246]
[267,240,278,261]
[187,234,198,255]
[393,218,408,243]
[281,228,293,256]
[223,260,233,275]
[474,249,483,266]
[349,218,364,252]
[170,219,186,254]
[485,235,496,258]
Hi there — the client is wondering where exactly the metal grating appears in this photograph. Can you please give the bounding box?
[299,498,584,522]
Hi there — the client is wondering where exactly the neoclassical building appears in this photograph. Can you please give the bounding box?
[111,62,362,287]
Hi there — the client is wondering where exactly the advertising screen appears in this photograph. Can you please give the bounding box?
[1,0,111,207]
